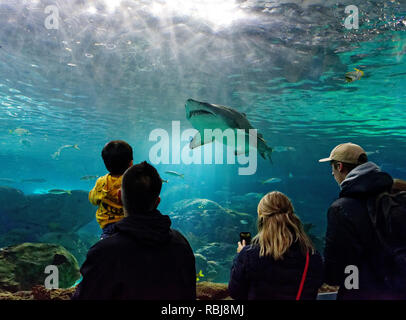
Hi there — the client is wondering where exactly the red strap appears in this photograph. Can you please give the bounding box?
[296,250,310,301]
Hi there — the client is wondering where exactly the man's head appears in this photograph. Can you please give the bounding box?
[319,143,368,185]
[121,161,162,215]
[102,140,133,175]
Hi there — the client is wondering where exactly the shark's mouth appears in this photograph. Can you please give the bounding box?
[187,109,213,119]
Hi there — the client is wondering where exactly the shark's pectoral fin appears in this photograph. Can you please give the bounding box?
[190,132,202,149]
[189,132,214,149]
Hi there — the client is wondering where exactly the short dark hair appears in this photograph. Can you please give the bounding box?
[121,161,162,214]
[101,140,133,175]
[332,153,368,172]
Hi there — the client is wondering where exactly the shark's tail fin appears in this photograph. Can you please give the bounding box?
[180,174,184,179]
[74,144,80,150]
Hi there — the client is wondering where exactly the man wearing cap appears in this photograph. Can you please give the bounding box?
[319,142,397,300]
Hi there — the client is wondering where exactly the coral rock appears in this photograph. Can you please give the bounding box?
[197,281,230,300]
[32,285,76,300]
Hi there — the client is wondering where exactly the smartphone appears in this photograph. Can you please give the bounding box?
[240,232,251,245]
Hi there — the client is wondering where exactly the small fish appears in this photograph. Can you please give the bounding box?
[9,128,30,136]
[19,138,31,146]
[366,150,380,156]
[52,144,80,159]
[245,192,264,198]
[80,175,99,181]
[345,68,364,83]
[48,189,72,195]
[165,171,184,179]
[21,179,46,183]
[289,172,294,178]
[240,219,249,225]
[0,178,16,183]
[261,177,282,184]
[273,146,296,153]
[196,270,205,282]
[60,144,80,151]
[161,178,169,183]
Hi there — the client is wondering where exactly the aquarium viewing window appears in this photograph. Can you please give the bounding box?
[0,0,405,312]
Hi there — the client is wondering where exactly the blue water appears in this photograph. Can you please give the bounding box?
[0,0,405,282]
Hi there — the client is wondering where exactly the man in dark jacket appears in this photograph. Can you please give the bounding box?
[72,161,196,300]
[319,142,401,299]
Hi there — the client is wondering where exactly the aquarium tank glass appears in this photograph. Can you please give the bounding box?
[0,0,405,284]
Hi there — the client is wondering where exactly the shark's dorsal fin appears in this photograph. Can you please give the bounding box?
[242,113,247,117]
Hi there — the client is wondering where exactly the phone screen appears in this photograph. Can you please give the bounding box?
[240,232,251,245]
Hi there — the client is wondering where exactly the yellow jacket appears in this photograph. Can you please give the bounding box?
[89,174,124,229]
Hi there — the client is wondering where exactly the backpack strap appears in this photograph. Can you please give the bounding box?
[296,250,310,300]
[366,192,396,255]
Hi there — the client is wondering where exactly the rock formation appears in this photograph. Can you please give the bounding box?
[0,243,80,292]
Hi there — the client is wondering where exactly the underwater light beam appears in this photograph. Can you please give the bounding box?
[149,0,247,28]
[102,0,122,13]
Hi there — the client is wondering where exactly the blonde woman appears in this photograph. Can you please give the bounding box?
[228,191,323,300]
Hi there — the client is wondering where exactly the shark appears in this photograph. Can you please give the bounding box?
[185,99,273,162]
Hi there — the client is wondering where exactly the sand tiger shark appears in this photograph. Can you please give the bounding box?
[185,99,273,162]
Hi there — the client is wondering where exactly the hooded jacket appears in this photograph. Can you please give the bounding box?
[89,174,124,229]
[72,210,196,300]
[324,162,398,300]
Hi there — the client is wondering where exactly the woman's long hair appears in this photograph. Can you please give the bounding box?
[252,191,315,260]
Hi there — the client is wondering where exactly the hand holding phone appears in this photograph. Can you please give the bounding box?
[237,232,251,253]
[240,232,251,245]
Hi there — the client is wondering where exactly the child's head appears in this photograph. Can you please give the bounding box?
[102,140,133,175]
